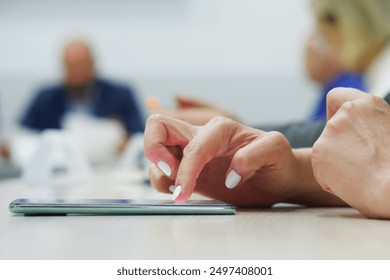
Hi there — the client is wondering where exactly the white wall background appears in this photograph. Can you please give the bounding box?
[0,0,318,134]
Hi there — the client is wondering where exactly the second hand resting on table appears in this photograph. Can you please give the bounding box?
[144,88,390,219]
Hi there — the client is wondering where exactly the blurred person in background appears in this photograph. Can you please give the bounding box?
[150,0,390,148]
[304,33,366,122]
[20,39,145,154]
[261,0,390,147]
[157,32,366,125]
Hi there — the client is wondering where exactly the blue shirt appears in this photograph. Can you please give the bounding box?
[307,72,367,122]
[20,78,145,134]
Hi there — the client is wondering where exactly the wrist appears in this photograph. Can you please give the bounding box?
[294,148,318,190]
[283,148,317,200]
[285,148,345,206]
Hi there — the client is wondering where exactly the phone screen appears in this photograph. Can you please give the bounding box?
[9,198,235,215]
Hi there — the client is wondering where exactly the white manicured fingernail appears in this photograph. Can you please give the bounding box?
[172,185,182,201]
[157,160,171,176]
[169,185,176,193]
[225,170,241,189]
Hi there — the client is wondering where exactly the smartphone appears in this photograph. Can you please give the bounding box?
[9,198,236,216]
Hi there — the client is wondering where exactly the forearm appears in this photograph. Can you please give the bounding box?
[286,148,347,206]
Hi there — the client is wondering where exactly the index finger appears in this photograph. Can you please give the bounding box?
[172,117,247,203]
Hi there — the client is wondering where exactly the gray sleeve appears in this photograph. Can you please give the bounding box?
[252,121,326,148]
[385,93,390,105]
[252,93,390,149]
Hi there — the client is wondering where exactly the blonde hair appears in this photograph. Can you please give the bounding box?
[313,0,390,70]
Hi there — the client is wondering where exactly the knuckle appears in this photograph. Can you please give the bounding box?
[339,101,355,114]
[145,114,166,130]
[368,95,385,107]
[176,164,192,179]
[146,113,178,127]
[267,131,290,148]
[183,140,203,157]
[206,117,242,138]
[146,113,163,124]
[233,151,251,171]
[337,94,382,114]
[324,117,342,135]
[207,116,235,128]
[349,95,389,115]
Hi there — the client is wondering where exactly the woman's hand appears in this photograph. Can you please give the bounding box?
[312,88,390,219]
[144,115,338,206]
